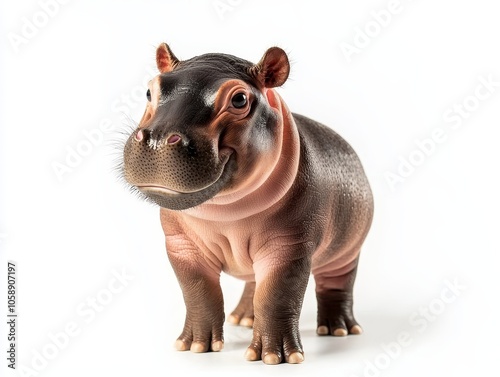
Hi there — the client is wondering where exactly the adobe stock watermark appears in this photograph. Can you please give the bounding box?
[384,74,500,191]
[7,0,71,54]
[17,267,134,377]
[51,65,157,183]
[339,0,417,62]
[350,278,466,377]
[51,119,114,182]
[385,74,499,191]
[212,0,245,20]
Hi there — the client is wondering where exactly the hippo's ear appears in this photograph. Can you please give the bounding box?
[156,43,180,73]
[252,47,290,88]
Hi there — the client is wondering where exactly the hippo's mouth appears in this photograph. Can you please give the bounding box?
[134,151,236,210]
[137,185,183,195]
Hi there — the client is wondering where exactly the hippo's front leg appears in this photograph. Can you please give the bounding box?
[245,251,311,365]
[166,236,225,353]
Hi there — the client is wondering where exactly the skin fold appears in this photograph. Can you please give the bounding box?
[122,43,374,365]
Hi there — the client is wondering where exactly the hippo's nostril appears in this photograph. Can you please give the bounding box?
[167,134,182,145]
[134,129,144,142]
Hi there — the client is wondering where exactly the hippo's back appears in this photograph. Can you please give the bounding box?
[291,113,374,267]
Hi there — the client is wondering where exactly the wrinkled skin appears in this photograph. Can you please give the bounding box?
[122,43,374,365]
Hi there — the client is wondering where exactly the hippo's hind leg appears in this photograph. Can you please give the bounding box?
[228,281,255,327]
[313,257,363,336]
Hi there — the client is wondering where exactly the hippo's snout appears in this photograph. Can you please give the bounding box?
[134,128,182,146]
[123,127,234,210]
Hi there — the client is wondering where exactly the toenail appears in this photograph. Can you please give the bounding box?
[245,348,258,361]
[350,325,363,334]
[333,328,348,336]
[288,352,305,364]
[263,353,280,365]
[175,339,189,351]
[190,342,205,352]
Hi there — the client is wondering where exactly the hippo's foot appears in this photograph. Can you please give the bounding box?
[228,281,255,327]
[316,289,362,336]
[174,317,225,353]
[244,320,304,364]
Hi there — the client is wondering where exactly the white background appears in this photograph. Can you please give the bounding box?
[1,0,499,376]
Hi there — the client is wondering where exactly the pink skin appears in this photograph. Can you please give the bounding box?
[180,89,299,221]
[122,43,375,365]
[163,88,359,276]
[161,88,301,276]
[160,88,365,361]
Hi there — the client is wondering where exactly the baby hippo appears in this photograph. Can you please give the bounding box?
[122,43,373,364]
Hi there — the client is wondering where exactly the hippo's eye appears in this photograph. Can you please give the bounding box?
[231,92,247,109]
[146,89,151,102]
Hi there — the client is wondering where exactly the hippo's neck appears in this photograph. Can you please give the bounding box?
[180,90,300,222]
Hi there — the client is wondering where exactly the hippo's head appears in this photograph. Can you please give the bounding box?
[122,43,290,210]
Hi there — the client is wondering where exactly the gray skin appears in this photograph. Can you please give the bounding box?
[122,43,374,365]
